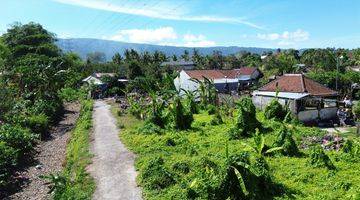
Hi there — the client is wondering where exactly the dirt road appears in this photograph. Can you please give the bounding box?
[7,103,80,200]
[89,100,142,200]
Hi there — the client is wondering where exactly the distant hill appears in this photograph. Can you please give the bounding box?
[56,38,276,61]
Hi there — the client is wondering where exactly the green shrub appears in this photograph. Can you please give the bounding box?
[210,109,223,125]
[264,99,286,120]
[0,124,36,157]
[353,101,360,120]
[30,98,63,121]
[228,98,260,139]
[0,142,18,187]
[207,104,216,115]
[23,114,49,137]
[172,161,190,174]
[341,139,360,162]
[138,121,162,135]
[273,126,300,157]
[171,96,193,130]
[58,88,86,102]
[141,157,175,190]
[308,145,336,170]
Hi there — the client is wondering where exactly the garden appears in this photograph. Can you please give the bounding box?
[111,77,360,200]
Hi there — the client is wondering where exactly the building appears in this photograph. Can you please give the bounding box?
[252,74,338,123]
[82,73,117,85]
[161,60,196,70]
[174,67,261,93]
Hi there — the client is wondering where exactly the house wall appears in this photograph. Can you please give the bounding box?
[252,95,297,113]
[174,70,199,93]
[253,95,338,123]
[298,107,338,122]
[174,71,239,93]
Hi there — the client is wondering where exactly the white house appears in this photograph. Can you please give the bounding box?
[82,73,116,85]
[174,67,261,93]
[252,74,338,123]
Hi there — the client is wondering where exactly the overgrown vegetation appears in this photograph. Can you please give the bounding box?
[112,91,360,199]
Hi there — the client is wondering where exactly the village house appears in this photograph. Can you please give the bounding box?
[174,67,261,93]
[252,74,338,123]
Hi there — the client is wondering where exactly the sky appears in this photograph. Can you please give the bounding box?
[1,0,360,49]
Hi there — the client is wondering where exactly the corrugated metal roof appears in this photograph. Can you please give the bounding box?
[252,91,309,99]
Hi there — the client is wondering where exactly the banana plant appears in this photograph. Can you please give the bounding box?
[243,129,283,157]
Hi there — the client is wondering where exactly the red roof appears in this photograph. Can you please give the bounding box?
[184,67,257,80]
[259,74,337,97]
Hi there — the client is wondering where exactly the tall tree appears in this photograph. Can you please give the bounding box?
[112,52,123,65]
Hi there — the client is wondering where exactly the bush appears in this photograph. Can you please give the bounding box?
[138,122,162,135]
[172,161,190,174]
[341,139,360,162]
[228,98,260,139]
[210,109,223,125]
[272,126,300,157]
[308,145,336,170]
[264,99,286,120]
[353,101,360,120]
[171,96,193,130]
[23,114,49,137]
[207,105,216,115]
[141,157,175,190]
[58,88,86,102]
[30,98,63,121]
[0,142,18,187]
[0,124,36,157]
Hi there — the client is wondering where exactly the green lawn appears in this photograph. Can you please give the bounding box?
[111,106,360,200]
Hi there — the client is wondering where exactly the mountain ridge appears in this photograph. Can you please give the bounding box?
[56,38,277,60]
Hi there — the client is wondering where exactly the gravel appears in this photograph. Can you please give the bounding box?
[6,102,80,200]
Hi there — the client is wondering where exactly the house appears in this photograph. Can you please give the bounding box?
[252,74,338,123]
[161,60,196,70]
[82,73,118,98]
[174,67,261,93]
[82,73,116,85]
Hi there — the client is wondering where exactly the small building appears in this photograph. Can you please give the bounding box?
[252,74,338,123]
[82,73,116,85]
[174,67,261,93]
[161,60,196,70]
[82,73,118,98]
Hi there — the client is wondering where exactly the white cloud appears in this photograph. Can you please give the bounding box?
[110,27,177,44]
[182,34,216,47]
[53,0,263,29]
[257,29,309,46]
[108,27,215,47]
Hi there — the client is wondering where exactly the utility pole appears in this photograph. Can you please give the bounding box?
[336,55,343,91]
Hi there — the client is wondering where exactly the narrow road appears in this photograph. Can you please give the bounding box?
[89,100,142,200]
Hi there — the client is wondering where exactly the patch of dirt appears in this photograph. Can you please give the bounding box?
[5,102,80,200]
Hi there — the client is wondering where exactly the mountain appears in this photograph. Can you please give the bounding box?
[56,38,276,61]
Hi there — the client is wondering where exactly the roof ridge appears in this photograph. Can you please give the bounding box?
[300,74,306,92]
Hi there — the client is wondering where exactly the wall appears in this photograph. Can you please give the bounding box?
[252,95,296,113]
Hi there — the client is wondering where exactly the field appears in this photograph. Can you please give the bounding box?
[111,105,360,200]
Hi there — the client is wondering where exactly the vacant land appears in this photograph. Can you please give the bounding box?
[112,105,360,200]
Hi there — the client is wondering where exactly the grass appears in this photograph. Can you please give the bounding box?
[111,105,360,200]
[53,99,95,200]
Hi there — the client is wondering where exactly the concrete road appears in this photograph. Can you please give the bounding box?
[89,100,142,200]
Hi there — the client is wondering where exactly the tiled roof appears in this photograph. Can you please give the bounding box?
[184,67,257,80]
[259,74,338,97]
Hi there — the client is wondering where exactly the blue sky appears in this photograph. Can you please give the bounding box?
[1,0,360,48]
